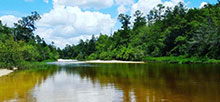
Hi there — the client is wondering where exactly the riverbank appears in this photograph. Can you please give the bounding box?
[144,56,220,64]
[57,57,220,64]
[0,69,13,77]
[0,62,52,77]
[56,59,145,64]
[85,60,145,64]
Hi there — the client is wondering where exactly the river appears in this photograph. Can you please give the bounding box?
[0,62,220,102]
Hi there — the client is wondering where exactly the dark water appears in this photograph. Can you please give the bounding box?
[1,63,220,102]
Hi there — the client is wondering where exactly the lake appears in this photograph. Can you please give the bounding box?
[0,62,220,102]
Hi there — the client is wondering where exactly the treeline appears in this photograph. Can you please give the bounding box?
[59,1,220,61]
[0,12,59,68]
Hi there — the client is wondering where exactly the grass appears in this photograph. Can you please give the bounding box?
[16,61,49,69]
[0,61,50,70]
[144,56,220,64]
[42,59,57,62]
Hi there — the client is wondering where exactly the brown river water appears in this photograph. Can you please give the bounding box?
[0,62,220,102]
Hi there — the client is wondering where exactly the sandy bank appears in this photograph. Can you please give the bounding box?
[55,59,145,64]
[0,69,13,77]
[85,60,145,64]
[58,59,77,62]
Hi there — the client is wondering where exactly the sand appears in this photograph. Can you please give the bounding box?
[58,59,78,62]
[0,60,144,77]
[85,60,145,64]
[57,59,144,64]
[0,69,13,77]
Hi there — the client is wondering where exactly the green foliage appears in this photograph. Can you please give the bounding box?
[76,53,84,61]
[0,36,23,68]
[118,14,131,30]
[13,11,41,42]
[15,61,48,70]
[87,53,98,60]
[144,56,220,64]
[99,52,112,60]
[59,2,220,63]
[21,43,40,61]
[1,2,220,65]
[0,12,59,69]
[133,10,147,31]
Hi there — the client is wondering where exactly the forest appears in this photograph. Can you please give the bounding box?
[59,1,220,63]
[0,12,59,68]
[0,1,220,69]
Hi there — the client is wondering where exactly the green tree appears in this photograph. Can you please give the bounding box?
[118,14,131,30]
[133,10,146,31]
[13,11,41,41]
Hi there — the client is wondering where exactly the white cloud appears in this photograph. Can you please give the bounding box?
[44,0,49,3]
[199,2,208,9]
[36,6,115,48]
[115,0,134,6]
[0,15,20,27]
[117,5,127,15]
[115,0,134,15]
[131,0,186,16]
[164,0,184,7]
[35,28,94,48]
[131,0,162,16]
[53,0,114,9]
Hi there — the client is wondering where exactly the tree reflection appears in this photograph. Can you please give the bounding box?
[0,65,59,102]
[65,63,220,102]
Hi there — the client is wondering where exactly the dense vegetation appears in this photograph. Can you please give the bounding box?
[0,1,220,68]
[59,1,220,63]
[0,12,59,69]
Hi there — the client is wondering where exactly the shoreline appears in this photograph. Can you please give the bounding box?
[56,59,145,64]
[84,60,145,64]
[0,69,13,77]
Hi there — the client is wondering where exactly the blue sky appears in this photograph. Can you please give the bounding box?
[0,0,218,48]
[0,0,217,17]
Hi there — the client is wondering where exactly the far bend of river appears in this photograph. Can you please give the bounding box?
[1,62,220,102]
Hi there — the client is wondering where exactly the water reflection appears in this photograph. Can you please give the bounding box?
[1,63,220,102]
[33,71,123,102]
[0,65,58,102]
[65,63,220,102]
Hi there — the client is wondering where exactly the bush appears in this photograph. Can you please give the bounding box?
[0,37,24,68]
[87,53,97,60]
[99,52,113,60]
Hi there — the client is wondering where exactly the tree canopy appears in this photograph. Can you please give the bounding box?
[0,12,59,68]
[59,1,220,62]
